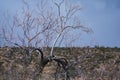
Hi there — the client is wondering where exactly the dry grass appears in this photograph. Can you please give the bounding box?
[0,47,120,80]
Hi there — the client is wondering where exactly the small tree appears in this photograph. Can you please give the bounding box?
[0,0,93,79]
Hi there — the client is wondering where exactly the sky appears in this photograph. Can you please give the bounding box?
[0,0,120,47]
[78,0,120,47]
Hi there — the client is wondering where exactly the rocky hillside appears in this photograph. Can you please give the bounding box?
[0,47,120,80]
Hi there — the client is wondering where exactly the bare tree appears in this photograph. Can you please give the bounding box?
[0,0,93,79]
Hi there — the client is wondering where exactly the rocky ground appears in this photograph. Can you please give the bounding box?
[0,47,120,80]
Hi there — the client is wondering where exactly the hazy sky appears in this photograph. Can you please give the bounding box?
[78,0,120,47]
[0,0,120,47]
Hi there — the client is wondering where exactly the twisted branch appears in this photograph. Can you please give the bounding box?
[32,48,70,80]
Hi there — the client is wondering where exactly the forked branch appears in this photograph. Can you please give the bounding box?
[32,48,70,80]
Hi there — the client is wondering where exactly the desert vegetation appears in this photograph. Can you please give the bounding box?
[0,47,120,80]
[0,0,120,80]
